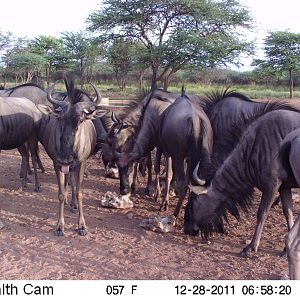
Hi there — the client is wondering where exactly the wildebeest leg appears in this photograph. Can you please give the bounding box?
[69,172,78,213]
[130,162,138,194]
[154,148,162,202]
[54,165,68,237]
[28,137,41,192]
[242,188,279,256]
[286,214,300,279]
[160,156,172,212]
[36,147,45,173]
[76,163,88,236]
[280,188,294,231]
[17,145,30,188]
[145,152,153,195]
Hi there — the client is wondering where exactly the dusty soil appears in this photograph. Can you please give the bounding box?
[0,148,298,280]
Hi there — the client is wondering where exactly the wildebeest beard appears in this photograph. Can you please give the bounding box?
[56,119,77,167]
[188,185,254,240]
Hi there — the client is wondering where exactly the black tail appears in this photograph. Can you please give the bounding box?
[278,140,292,178]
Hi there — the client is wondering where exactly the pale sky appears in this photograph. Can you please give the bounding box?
[1,0,300,70]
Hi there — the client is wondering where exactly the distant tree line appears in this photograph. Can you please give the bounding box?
[0,0,300,97]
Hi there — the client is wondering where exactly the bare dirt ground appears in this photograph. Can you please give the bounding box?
[0,147,299,280]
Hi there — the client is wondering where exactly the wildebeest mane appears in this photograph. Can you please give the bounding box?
[205,100,300,182]
[6,83,44,96]
[64,77,90,105]
[200,87,253,115]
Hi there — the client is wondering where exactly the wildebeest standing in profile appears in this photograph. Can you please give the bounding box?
[0,97,42,191]
[184,109,300,256]
[277,128,300,279]
[36,77,105,236]
[1,83,68,174]
[157,88,213,216]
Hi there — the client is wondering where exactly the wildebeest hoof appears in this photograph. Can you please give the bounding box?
[34,186,41,192]
[240,245,255,257]
[54,228,64,237]
[70,207,78,214]
[159,203,168,212]
[279,249,287,257]
[77,227,87,236]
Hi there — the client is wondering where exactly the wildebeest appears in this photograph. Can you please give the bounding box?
[104,90,179,197]
[184,108,300,256]
[157,88,213,216]
[278,128,300,279]
[0,97,42,191]
[1,83,68,175]
[36,76,105,236]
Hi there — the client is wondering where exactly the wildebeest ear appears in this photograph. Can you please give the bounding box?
[188,184,207,195]
[36,104,55,115]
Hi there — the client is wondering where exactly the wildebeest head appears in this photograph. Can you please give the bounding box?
[37,77,105,173]
[184,185,226,239]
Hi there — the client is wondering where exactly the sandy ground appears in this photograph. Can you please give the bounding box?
[0,147,298,280]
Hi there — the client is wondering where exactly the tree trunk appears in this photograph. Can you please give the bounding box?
[150,64,158,90]
[138,70,144,90]
[289,69,294,99]
[163,74,172,91]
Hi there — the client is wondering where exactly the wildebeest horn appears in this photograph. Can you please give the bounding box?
[47,81,65,107]
[192,161,206,186]
[111,111,120,123]
[90,83,102,105]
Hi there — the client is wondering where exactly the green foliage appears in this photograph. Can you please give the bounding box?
[252,31,300,98]
[61,31,103,85]
[87,0,254,89]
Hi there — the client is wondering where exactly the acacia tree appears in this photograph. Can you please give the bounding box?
[87,0,254,90]
[253,31,300,98]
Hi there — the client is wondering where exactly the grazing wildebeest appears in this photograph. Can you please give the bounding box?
[103,90,179,197]
[36,77,105,236]
[184,108,300,256]
[0,97,42,191]
[277,128,300,279]
[157,88,213,216]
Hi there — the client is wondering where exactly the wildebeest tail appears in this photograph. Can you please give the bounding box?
[278,140,292,181]
[188,115,213,185]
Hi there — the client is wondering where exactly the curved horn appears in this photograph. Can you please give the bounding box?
[111,111,120,123]
[192,161,206,186]
[47,81,65,107]
[90,83,102,105]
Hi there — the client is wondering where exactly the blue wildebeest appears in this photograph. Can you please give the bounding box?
[156,88,213,216]
[0,97,42,191]
[103,90,178,197]
[278,128,300,279]
[1,83,67,175]
[184,107,300,256]
[36,77,106,236]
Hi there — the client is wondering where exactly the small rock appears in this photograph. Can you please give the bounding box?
[127,213,134,220]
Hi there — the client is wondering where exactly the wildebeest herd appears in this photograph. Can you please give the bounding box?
[0,76,300,279]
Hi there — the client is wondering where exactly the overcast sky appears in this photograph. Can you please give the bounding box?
[1,0,300,70]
